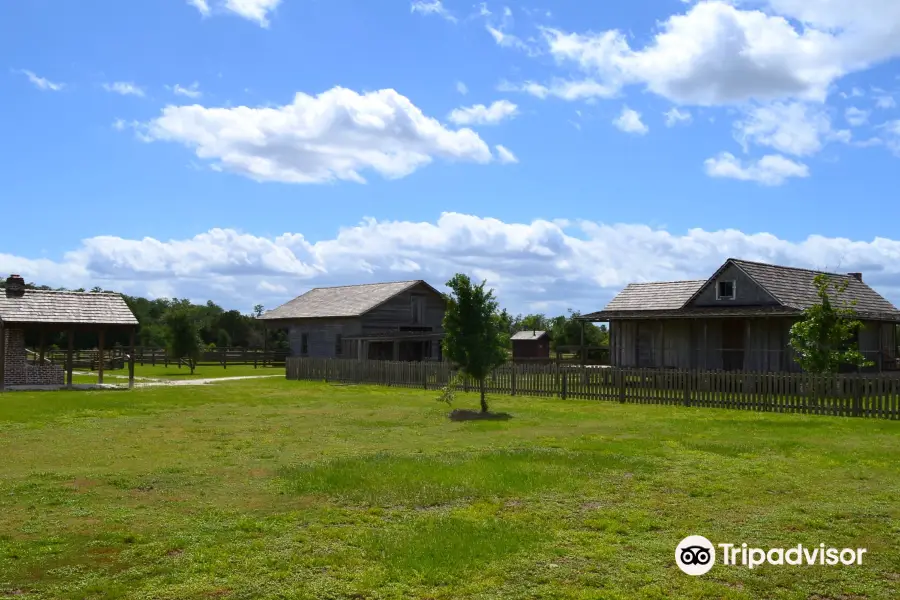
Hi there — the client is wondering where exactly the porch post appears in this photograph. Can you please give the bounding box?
[66,328,74,388]
[0,322,6,392]
[128,327,136,389]
[97,329,105,384]
[580,320,585,369]
[38,329,46,364]
[703,321,708,370]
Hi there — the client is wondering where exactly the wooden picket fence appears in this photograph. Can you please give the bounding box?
[286,358,900,419]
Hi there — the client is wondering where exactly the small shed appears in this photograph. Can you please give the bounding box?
[511,330,551,363]
[0,274,140,390]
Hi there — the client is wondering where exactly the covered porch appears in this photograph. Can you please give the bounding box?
[0,276,140,391]
[342,331,445,362]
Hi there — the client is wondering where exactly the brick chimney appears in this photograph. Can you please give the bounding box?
[5,274,25,298]
[848,272,863,282]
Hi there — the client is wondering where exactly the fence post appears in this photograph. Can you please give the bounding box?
[324,360,329,383]
[853,375,862,417]
[683,371,691,407]
[222,347,227,370]
[618,369,626,403]
[511,367,517,396]
[561,372,568,400]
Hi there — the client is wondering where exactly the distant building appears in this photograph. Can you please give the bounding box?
[511,330,551,363]
[581,258,900,372]
[260,280,446,361]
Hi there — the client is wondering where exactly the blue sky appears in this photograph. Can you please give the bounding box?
[2,0,900,314]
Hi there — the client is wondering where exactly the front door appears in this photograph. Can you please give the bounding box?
[722,319,745,371]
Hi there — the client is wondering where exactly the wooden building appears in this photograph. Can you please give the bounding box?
[582,259,900,372]
[511,330,551,363]
[260,280,446,361]
[0,274,139,390]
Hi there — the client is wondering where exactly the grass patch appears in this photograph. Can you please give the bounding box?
[0,380,898,598]
[281,448,649,507]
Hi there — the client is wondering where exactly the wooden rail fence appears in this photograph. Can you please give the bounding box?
[286,358,900,419]
[33,347,289,370]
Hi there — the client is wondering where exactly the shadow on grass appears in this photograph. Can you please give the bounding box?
[449,409,513,422]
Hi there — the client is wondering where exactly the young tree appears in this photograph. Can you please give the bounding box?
[164,307,203,374]
[442,274,508,413]
[789,274,873,373]
[253,304,265,318]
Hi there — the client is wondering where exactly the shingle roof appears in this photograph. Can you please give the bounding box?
[260,280,429,320]
[0,290,139,325]
[511,330,549,340]
[602,280,706,312]
[730,259,900,318]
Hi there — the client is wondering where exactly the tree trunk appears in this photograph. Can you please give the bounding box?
[480,379,488,413]
[190,359,196,375]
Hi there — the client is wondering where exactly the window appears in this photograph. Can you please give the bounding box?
[335,334,343,356]
[717,280,736,300]
[410,295,425,324]
[300,333,309,355]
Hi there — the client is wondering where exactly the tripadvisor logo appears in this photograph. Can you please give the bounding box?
[675,536,867,575]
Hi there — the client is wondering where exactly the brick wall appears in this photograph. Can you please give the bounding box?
[3,329,65,386]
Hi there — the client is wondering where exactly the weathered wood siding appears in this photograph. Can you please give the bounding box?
[359,282,445,333]
[287,318,362,358]
[612,317,797,371]
[688,264,780,307]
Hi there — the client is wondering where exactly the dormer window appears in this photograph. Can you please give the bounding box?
[716,280,736,300]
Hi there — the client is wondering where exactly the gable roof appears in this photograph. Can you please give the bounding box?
[511,330,549,341]
[729,259,898,316]
[583,259,900,321]
[0,290,139,326]
[602,280,706,312]
[260,280,440,320]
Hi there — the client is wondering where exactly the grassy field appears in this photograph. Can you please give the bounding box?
[71,363,284,384]
[0,379,898,599]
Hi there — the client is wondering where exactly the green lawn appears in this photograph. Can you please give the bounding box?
[0,380,898,599]
[71,363,284,383]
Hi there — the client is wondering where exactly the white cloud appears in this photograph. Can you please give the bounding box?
[841,87,865,99]
[530,1,900,107]
[187,0,280,26]
[456,81,468,95]
[733,102,836,157]
[704,152,810,186]
[448,100,519,125]
[664,107,692,127]
[495,145,518,163]
[141,86,501,184]
[103,82,145,97]
[5,213,900,313]
[171,82,202,98]
[411,0,457,23]
[224,0,281,27]
[187,0,210,15]
[875,95,897,109]
[613,106,648,135]
[498,78,618,100]
[18,70,64,91]
[846,106,870,126]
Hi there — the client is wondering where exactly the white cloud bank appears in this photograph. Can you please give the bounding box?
[140,86,510,183]
[3,213,899,314]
